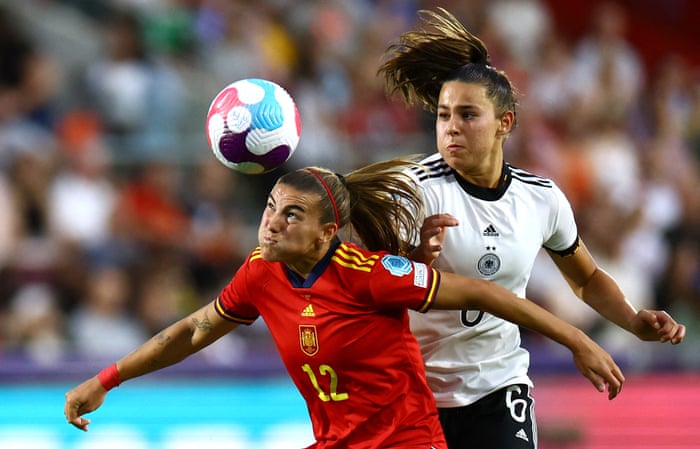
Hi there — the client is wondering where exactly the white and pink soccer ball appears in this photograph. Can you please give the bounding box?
[206,78,301,174]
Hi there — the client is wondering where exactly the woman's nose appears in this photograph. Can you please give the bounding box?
[446,117,460,135]
[447,118,460,135]
[265,212,284,232]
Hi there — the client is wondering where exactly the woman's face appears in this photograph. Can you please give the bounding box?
[258,182,333,273]
[435,81,510,180]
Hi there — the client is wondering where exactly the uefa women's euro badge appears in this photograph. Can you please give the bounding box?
[381,255,413,277]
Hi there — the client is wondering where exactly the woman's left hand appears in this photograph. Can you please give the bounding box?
[629,309,686,344]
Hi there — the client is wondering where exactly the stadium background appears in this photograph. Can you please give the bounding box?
[0,0,698,447]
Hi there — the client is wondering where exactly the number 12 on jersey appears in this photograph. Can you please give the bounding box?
[302,363,349,402]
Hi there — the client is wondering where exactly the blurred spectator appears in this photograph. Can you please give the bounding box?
[4,138,61,295]
[184,158,252,299]
[112,158,190,254]
[82,9,186,161]
[527,32,578,129]
[68,263,147,360]
[636,56,698,190]
[485,0,552,72]
[282,3,355,170]
[336,14,424,163]
[655,176,700,369]
[3,282,67,366]
[0,5,60,130]
[568,1,644,127]
[135,260,196,337]
[582,111,642,214]
[197,2,297,93]
[48,111,118,255]
[141,0,197,58]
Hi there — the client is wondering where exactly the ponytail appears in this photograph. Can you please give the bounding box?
[278,158,424,255]
[378,7,518,126]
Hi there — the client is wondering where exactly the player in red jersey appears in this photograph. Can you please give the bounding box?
[65,159,625,449]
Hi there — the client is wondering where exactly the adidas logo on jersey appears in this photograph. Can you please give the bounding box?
[515,428,529,442]
[483,224,499,237]
[301,304,315,317]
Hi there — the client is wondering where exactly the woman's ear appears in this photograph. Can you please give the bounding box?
[320,222,339,244]
[497,110,515,136]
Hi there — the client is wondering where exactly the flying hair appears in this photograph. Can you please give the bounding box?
[378,7,492,112]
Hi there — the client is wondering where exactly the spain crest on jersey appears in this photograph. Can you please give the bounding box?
[299,325,319,356]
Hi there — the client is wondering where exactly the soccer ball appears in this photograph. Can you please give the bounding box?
[206,78,301,174]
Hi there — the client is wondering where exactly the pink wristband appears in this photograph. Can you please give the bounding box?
[97,363,121,391]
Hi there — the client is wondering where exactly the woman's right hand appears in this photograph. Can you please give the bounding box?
[570,332,625,400]
[64,376,108,431]
[410,213,459,264]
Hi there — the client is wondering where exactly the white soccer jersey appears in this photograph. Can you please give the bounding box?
[410,153,579,407]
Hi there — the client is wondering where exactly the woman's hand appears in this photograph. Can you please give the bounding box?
[64,376,108,431]
[409,213,459,264]
[629,309,686,344]
[570,332,625,400]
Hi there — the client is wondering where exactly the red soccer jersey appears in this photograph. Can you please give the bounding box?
[216,240,446,449]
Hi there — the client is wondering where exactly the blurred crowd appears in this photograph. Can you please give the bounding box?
[0,0,698,374]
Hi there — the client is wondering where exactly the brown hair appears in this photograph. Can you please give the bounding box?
[378,8,518,127]
[277,158,424,256]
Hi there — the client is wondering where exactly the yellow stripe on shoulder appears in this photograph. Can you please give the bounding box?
[336,243,379,267]
[338,243,380,260]
[249,247,263,262]
[331,255,372,272]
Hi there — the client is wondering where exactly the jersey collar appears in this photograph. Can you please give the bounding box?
[453,162,512,201]
[285,238,341,288]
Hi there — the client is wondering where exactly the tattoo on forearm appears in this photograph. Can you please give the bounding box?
[192,311,213,332]
[149,333,171,368]
[146,313,212,369]
[155,332,171,346]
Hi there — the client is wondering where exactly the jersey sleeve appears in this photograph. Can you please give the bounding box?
[543,183,579,252]
[368,254,441,313]
[214,249,262,325]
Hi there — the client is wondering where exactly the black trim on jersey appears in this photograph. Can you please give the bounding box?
[453,163,555,201]
[545,235,581,257]
[285,238,341,288]
[413,158,453,182]
[214,297,258,325]
[453,162,513,201]
[509,165,554,188]
[417,157,554,201]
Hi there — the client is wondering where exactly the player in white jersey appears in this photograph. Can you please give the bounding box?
[412,154,573,406]
[378,8,686,449]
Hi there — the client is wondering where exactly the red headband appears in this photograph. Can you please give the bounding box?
[306,169,340,227]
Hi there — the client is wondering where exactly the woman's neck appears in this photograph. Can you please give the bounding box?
[454,150,504,188]
[286,240,336,279]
